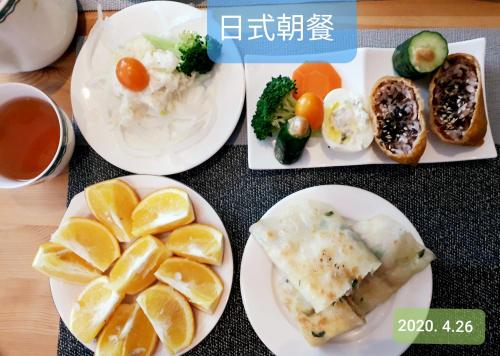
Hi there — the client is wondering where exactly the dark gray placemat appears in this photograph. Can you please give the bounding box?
[59,134,500,355]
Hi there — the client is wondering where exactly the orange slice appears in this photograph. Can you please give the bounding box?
[165,223,224,266]
[137,284,194,354]
[85,179,140,243]
[70,276,124,343]
[123,303,158,356]
[96,303,157,356]
[95,304,132,356]
[32,242,101,285]
[109,235,170,295]
[51,217,120,272]
[131,188,195,237]
[155,257,223,314]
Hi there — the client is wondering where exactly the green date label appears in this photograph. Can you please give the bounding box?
[393,308,485,345]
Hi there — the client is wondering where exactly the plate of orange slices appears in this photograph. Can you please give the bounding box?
[32,175,233,355]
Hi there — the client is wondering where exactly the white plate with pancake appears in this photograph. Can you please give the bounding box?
[71,1,245,175]
[240,185,433,355]
[50,175,234,355]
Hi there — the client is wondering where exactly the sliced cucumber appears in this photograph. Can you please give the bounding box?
[393,31,448,78]
[274,116,311,165]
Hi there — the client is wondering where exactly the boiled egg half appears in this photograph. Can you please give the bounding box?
[322,88,373,152]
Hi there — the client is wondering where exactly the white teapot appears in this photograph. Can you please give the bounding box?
[0,0,77,73]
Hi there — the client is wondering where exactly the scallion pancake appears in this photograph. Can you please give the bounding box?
[349,215,436,315]
[250,201,381,313]
[275,270,364,346]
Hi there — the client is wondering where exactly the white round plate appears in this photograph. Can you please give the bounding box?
[50,175,234,355]
[240,185,433,356]
[71,1,245,175]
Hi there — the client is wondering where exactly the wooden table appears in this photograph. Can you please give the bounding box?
[0,1,498,355]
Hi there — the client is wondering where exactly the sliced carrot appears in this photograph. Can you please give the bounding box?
[292,62,342,100]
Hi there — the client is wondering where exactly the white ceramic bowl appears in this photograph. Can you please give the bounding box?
[0,0,77,73]
[0,83,75,189]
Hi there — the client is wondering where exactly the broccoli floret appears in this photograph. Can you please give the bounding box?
[252,76,297,140]
[176,31,218,76]
[143,31,219,76]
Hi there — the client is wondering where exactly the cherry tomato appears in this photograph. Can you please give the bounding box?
[295,92,324,130]
[116,57,150,92]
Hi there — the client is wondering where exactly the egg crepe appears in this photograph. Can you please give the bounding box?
[348,215,436,315]
[275,270,365,346]
[250,201,381,313]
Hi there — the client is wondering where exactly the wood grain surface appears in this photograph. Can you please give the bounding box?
[0,1,498,355]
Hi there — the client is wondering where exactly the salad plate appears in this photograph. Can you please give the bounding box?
[50,175,234,355]
[71,1,245,175]
[245,38,497,169]
[241,185,433,356]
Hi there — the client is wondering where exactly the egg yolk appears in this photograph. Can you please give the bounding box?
[116,57,150,92]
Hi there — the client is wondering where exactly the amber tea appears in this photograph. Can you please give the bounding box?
[0,97,60,180]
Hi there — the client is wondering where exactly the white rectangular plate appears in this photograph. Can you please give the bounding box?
[245,38,497,169]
